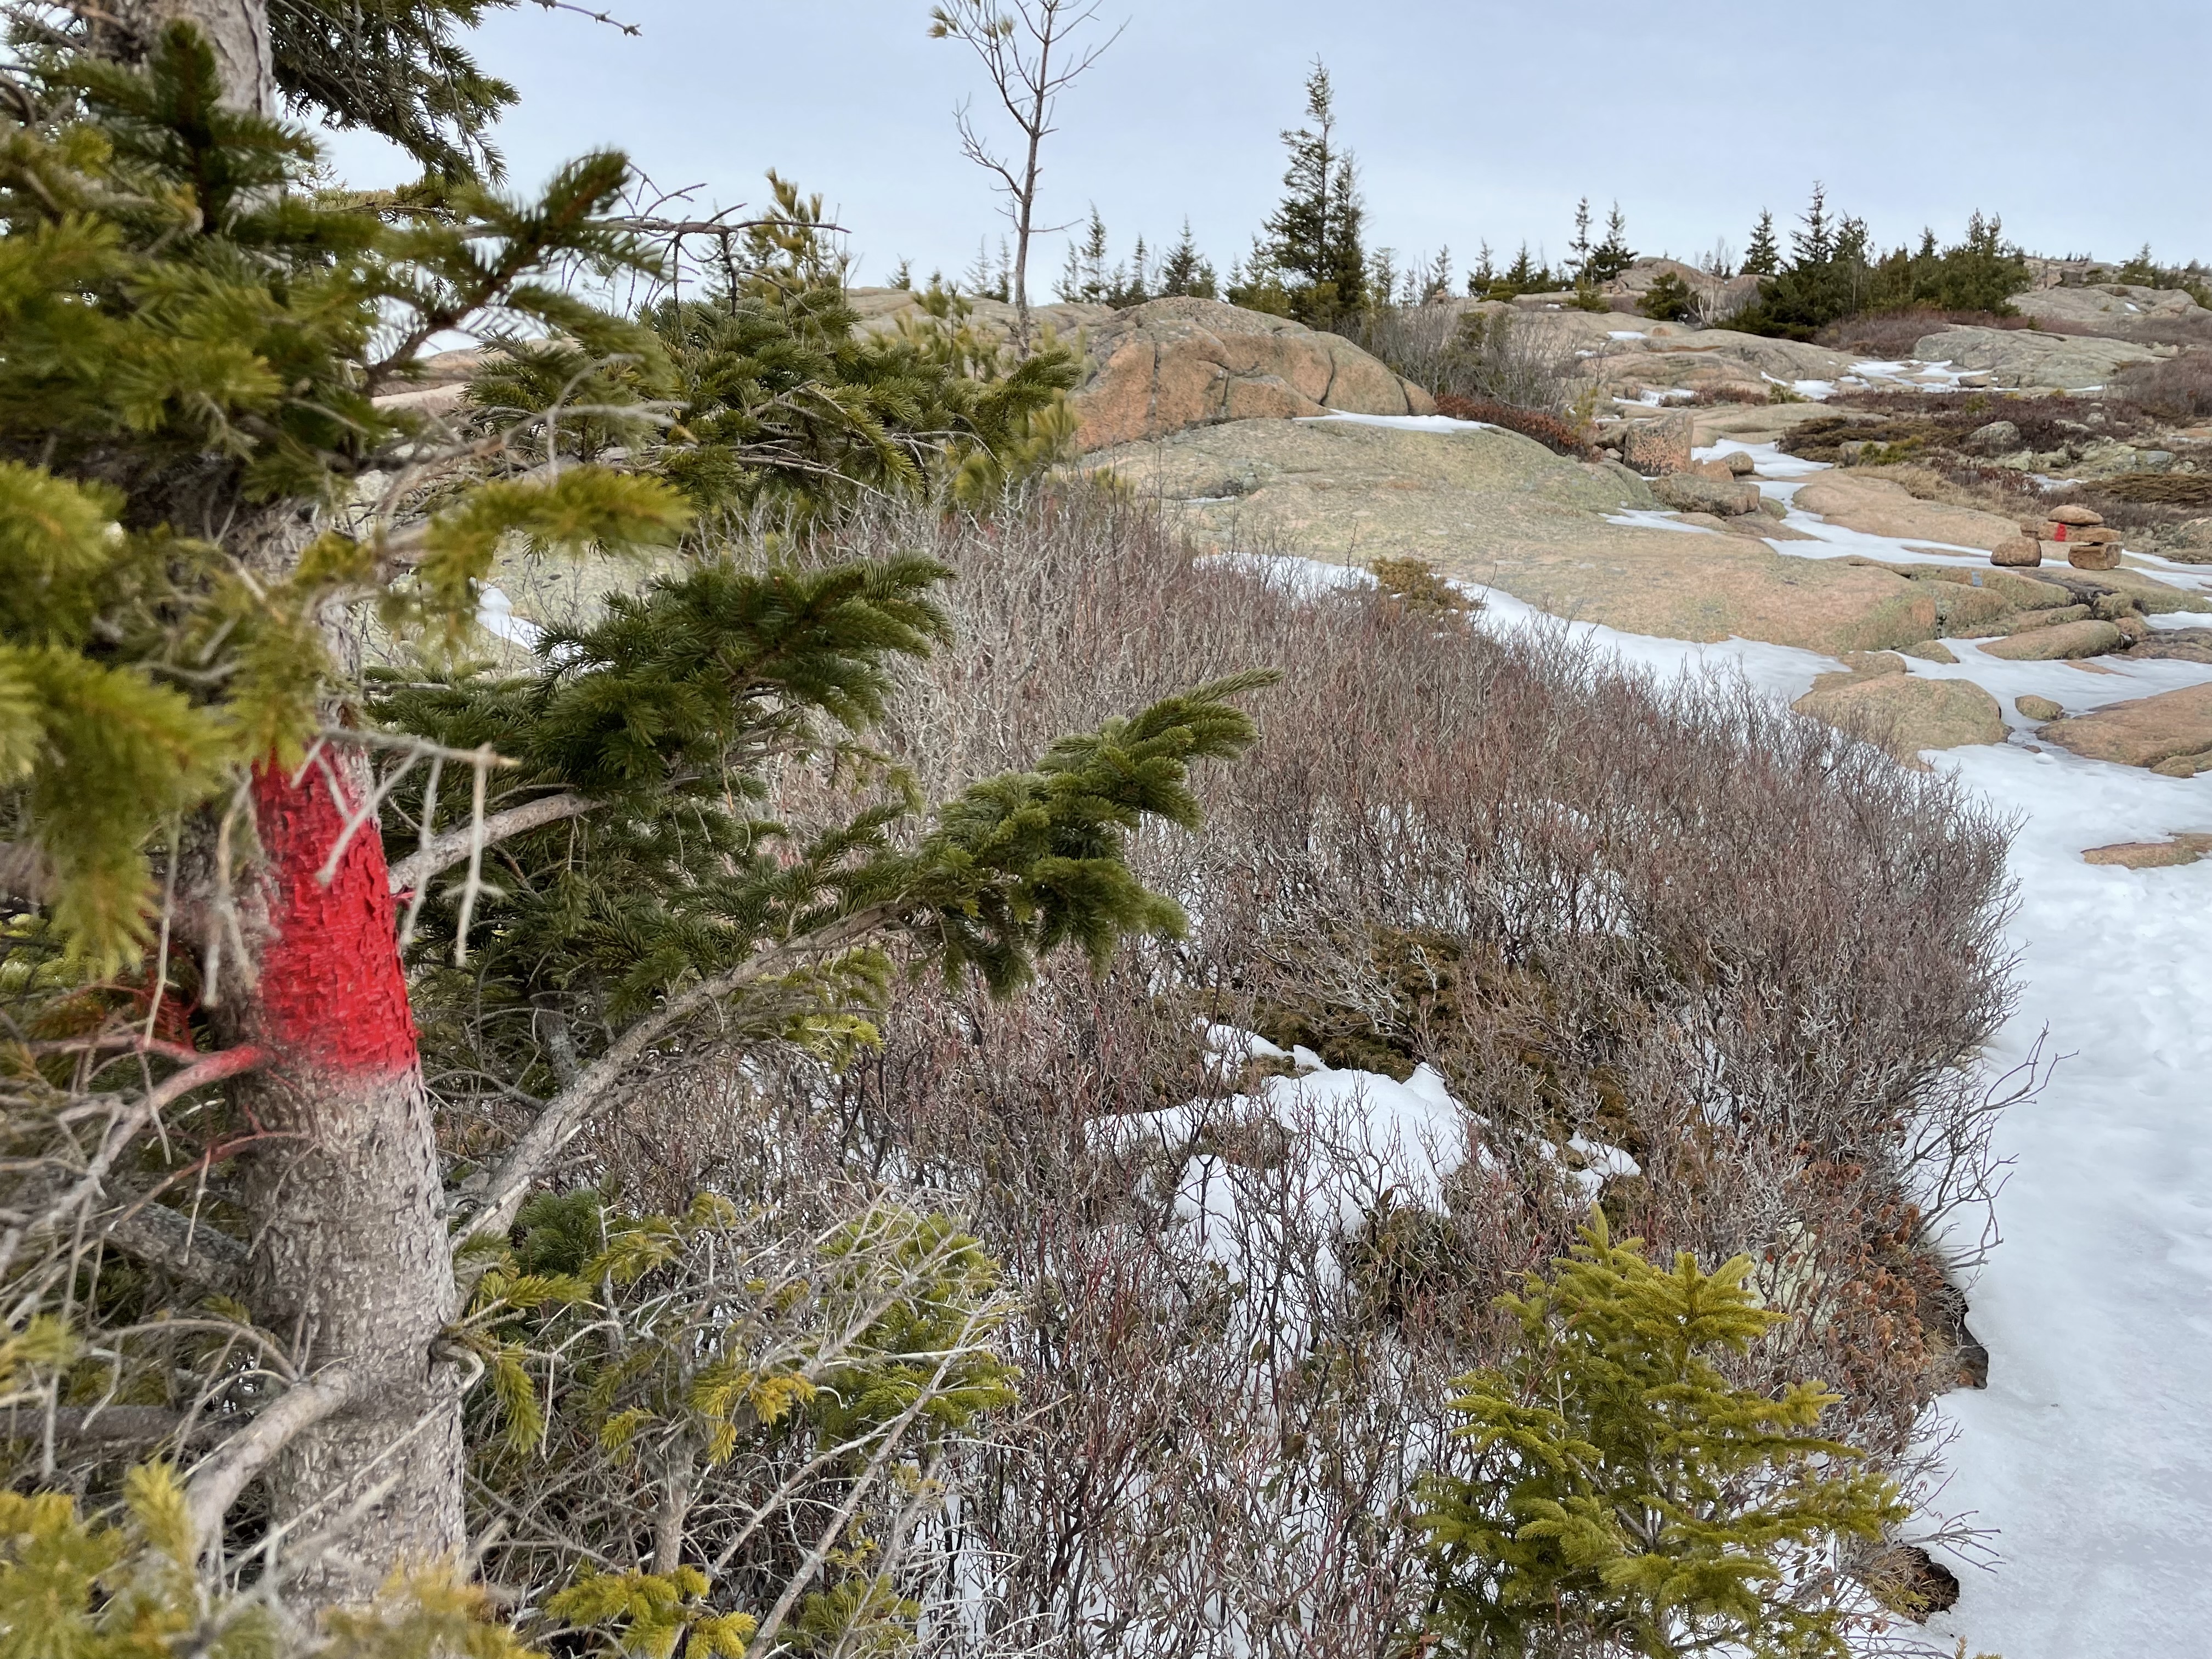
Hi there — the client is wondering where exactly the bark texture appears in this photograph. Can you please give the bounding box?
[216,753,464,1596]
[113,0,276,114]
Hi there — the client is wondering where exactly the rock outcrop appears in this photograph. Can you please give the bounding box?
[2010,284,2211,332]
[1978,619,2127,660]
[1068,299,1433,449]
[1092,417,1944,656]
[1792,475,2021,551]
[849,291,1433,451]
[2040,682,2212,771]
[1911,325,2163,391]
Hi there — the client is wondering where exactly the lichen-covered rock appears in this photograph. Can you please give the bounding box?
[2041,682,2212,769]
[1093,416,1942,656]
[1652,472,1762,516]
[1793,669,2006,766]
[1618,411,1694,477]
[1793,474,2019,551]
[1978,619,2126,660]
[2016,695,2064,721]
[1911,325,2160,392]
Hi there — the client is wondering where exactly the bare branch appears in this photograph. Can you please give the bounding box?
[104,1198,248,1295]
[452,903,902,1260]
[187,1366,359,1556]
[0,1403,212,1447]
[386,792,596,896]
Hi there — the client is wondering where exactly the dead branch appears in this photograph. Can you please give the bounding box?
[386,792,598,895]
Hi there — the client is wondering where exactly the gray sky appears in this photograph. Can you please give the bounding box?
[327,0,2211,291]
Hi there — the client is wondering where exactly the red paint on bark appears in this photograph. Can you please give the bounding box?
[250,761,417,1077]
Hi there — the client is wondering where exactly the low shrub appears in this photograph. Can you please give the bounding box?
[654,483,2022,1649]
[1815,307,2034,358]
[2095,471,2212,506]
[2117,348,2212,420]
[1370,554,1481,616]
[1432,392,1587,455]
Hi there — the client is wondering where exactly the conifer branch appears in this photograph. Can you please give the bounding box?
[103,1195,248,1295]
[452,901,904,1261]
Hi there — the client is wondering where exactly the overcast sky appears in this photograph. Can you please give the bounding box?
[327,0,2210,291]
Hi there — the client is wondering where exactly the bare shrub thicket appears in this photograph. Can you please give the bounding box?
[574,485,2020,1654]
[2117,346,2212,420]
[1355,303,1582,414]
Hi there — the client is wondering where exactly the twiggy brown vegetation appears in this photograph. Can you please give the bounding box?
[543,485,2020,1652]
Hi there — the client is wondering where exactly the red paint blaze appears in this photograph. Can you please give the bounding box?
[250,761,419,1077]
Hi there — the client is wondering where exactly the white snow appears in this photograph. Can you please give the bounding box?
[475,585,541,647]
[1594,448,2212,1657]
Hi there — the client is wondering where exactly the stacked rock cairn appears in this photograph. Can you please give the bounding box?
[1991,504,2120,571]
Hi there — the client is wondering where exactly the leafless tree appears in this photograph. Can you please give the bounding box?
[929,0,1125,354]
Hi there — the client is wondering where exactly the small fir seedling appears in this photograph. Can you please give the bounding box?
[1414,1216,1907,1659]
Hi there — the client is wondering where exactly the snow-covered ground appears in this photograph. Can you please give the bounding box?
[1224,439,2212,1657]
[1642,448,2212,1659]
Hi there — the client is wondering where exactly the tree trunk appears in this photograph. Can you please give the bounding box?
[218,752,465,1599]
[113,0,276,115]
[104,0,460,1592]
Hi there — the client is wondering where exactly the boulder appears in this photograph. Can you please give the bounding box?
[1619,412,1694,476]
[1965,419,2022,455]
[2041,682,2212,769]
[2125,627,2212,664]
[1900,639,1959,663]
[1911,325,2162,391]
[2017,694,2065,720]
[1652,472,1762,516]
[1792,669,2006,766]
[2007,603,2092,632]
[2049,504,2103,527]
[1991,534,2042,567]
[2066,541,2123,571]
[1721,449,1757,476]
[2080,834,2212,869]
[1977,619,2125,660]
[1064,297,1434,450]
[1792,473,2020,551]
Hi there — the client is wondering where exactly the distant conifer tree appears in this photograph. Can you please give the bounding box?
[1742,209,1782,276]
[1260,59,1367,325]
[1156,218,1219,298]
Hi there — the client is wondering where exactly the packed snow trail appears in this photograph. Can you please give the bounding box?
[1615,441,2212,1659]
[1235,425,2212,1657]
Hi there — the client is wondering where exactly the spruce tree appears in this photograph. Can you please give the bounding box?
[1156,217,1218,298]
[1742,209,1781,277]
[1261,58,1365,325]
[1423,245,1454,302]
[1588,200,1637,283]
[24,0,565,177]
[1791,182,1833,268]
[1416,1218,1907,1658]
[1058,205,1111,302]
[1567,196,1593,280]
[1468,239,1498,296]
[0,9,1260,1609]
